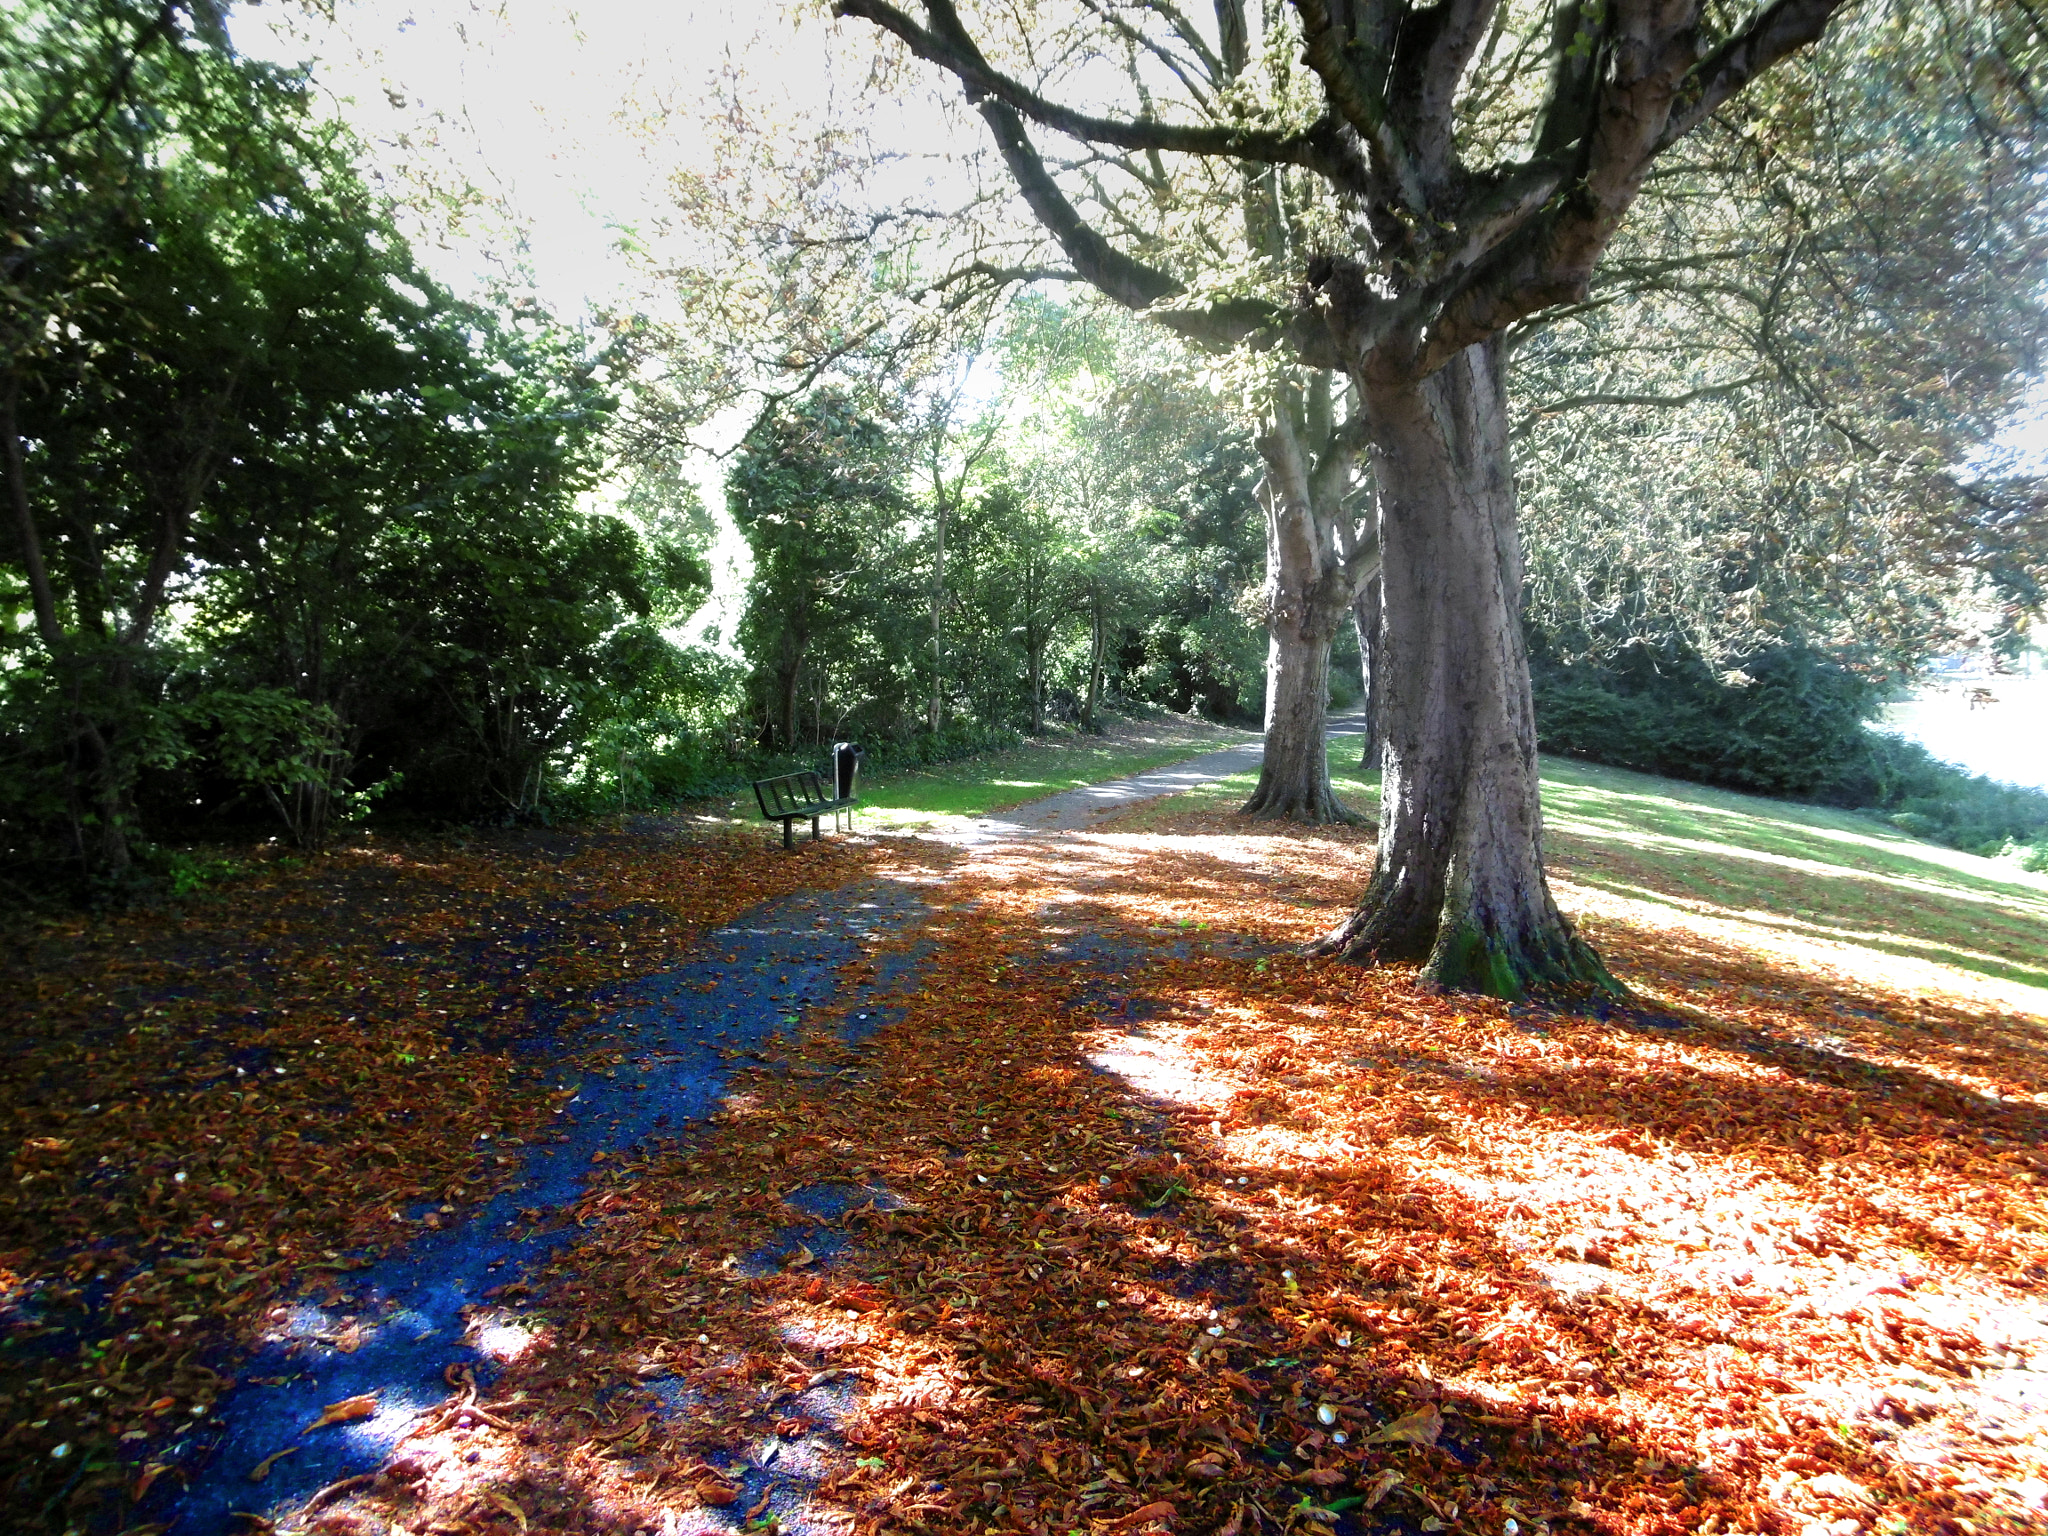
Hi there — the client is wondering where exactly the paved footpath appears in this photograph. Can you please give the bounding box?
[946,713,1367,841]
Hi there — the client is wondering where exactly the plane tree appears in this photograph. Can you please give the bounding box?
[831,0,2040,998]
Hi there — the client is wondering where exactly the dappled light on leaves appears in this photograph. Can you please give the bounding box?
[0,818,897,1528]
[8,761,2047,1536]
[242,786,2042,1536]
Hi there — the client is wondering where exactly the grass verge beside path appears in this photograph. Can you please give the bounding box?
[851,712,1256,832]
[1107,735,2048,1010]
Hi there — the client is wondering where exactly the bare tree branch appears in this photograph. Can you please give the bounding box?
[833,0,1367,190]
[1509,370,1767,438]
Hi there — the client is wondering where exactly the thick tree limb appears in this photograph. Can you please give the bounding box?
[975,99,1183,310]
[977,99,1341,361]
[1530,0,1605,160]
[1659,0,1851,150]
[834,0,1333,170]
[1289,0,1425,206]
[1413,0,1847,376]
[842,0,1852,389]
[1399,0,1508,186]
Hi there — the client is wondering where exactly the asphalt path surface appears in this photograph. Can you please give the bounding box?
[941,713,1367,841]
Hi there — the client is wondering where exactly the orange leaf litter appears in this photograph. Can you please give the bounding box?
[7,796,2045,1536]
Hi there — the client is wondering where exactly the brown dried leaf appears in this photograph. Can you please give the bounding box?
[302,1393,378,1433]
[248,1447,297,1482]
[1363,1469,1402,1509]
[1365,1403,1442,1448]
[1107,1499,1177,1531]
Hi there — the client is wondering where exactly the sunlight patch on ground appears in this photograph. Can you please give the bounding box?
[1578,873,2048,979]
[471,1318,542,1363]
[1546,799,2048,920]
[953,808,2048,1533]
[1559,875,2048,1030]
[107,752,2048,1536]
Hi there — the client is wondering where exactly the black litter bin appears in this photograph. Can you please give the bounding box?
[832,741,863,803]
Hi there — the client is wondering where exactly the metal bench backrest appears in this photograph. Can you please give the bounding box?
[754,771,828,820]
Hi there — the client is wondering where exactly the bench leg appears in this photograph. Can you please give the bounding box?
[783,818,794,850]
[810,815,821,842]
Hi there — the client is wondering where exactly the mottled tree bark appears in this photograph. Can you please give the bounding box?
[1312,341,1617,998]
[1239,383,1372,822]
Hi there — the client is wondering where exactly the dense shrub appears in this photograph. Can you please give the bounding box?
[1531,643,1874,799]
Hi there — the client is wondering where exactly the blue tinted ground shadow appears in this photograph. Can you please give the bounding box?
[594,1183,911,1534]
[740,1180,907,1278]
[147,880,935,1535]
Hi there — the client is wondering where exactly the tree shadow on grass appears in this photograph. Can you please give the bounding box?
[1537,769,2048,1000]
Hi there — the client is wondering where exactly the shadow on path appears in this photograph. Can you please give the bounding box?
[150,881,938,1533]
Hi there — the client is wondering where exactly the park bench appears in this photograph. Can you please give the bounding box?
[752,743,862,849]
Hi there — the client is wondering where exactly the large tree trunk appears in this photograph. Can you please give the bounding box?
[1239,402,1359,822]
[1244,618,1347,819]
[1352,573,1382,772]
[75,713,133,877]
[1313,341,1617,1000]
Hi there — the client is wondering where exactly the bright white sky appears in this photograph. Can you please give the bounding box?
[233,0,729,313]
[235,0,961,320]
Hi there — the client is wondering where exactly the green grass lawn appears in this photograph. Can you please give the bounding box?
[1102,732,1380,823]
[1538,755,2048,995]
[851,716,1258,831]
[1115,734,2048,999]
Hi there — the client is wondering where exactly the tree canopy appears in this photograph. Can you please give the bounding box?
[829,0,2048,997]
[2,0,2043,930]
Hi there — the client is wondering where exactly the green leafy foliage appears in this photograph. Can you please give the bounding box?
[0,1,716,892]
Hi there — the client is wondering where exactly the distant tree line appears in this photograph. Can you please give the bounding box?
[723,300,1267,761]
